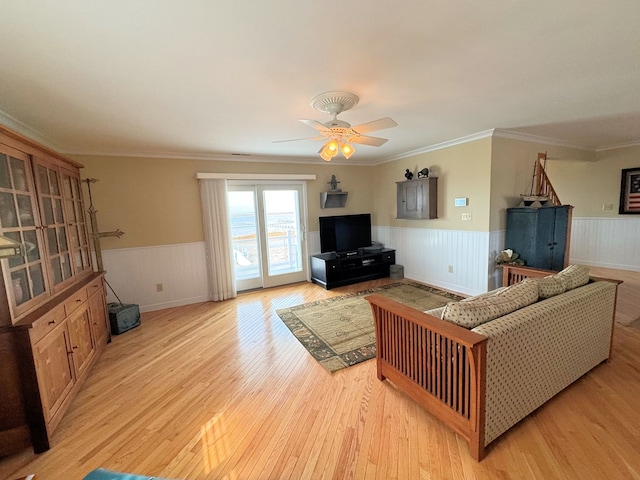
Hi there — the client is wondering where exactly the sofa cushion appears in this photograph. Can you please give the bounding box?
[460,286,508,302]
[424,306,445,318]
[441,279,539,328]
[551,264,590,291]
[535,276,566,298]
[441,299,504,328]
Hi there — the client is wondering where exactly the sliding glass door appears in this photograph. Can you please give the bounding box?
[228,182,307,291]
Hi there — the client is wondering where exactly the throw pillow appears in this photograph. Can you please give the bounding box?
[424,306,445,318]
[441,278,539,328]
[552,264,590,291]
[491,278,539,306]
[535,276,566,298]
[441,299,504,329]
[460,286,507,302]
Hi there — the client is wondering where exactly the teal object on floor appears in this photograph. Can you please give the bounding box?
[83,468,177,480]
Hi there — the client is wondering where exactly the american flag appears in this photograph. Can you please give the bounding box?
[627,172,640,211]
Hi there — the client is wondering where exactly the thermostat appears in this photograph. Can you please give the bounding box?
[454,197,468,207]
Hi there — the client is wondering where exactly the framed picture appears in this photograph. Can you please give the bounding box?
[619,167,640,214]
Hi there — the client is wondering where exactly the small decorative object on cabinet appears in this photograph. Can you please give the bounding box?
[396,176,438,219]
[504,205,573,271]
[404,169,413,180]
[417,167,429,178]
[0,124,109,456]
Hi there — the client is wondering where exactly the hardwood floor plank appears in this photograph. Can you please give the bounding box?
[1,274,639,479]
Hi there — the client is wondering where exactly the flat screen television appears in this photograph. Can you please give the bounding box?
[319,213,372,255]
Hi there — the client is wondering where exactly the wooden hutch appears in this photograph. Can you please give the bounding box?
[0,125,109,455]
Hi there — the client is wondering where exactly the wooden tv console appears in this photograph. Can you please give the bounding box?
[310,248,396,290]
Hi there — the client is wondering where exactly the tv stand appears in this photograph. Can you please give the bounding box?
[310,248,396,290]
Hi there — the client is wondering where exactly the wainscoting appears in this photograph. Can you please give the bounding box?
[102,242,209,312]
[373,226,495,296]
[101,217,638,312]
[570,217,640,271]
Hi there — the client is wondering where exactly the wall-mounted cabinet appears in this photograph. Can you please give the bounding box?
[0,125,109,456]
[396,177,438,219]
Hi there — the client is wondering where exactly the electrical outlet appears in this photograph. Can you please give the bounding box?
[602,204,614,211]
[156,283,163,292]
[448,265,453,273]
[461,213,472,221]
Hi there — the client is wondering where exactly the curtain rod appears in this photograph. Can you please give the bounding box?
[196,173,316,180]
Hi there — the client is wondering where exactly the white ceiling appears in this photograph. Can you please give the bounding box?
[1,1,640,165]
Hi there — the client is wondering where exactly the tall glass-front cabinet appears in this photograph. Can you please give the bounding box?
[0,125,109,456]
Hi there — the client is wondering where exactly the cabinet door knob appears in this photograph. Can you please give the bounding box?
[48,320,56,325]
[73,345,78,350]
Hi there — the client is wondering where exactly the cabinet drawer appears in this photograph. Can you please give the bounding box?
[30,306,66,344]
[63,288,88,316]
[87,277,104,294]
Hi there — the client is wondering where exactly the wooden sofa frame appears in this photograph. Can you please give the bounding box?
[365,265,620,461]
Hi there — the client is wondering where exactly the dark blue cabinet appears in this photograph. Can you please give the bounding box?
[505,205,573,271]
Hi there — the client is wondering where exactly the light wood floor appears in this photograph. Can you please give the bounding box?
[2,272,640,480]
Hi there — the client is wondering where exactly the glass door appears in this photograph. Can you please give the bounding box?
[0,144,49,315]
[228,182,307,291]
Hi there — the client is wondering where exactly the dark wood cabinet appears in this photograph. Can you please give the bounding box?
[311,249,396,289]
[396,177,438,219]
[505,205,573,271]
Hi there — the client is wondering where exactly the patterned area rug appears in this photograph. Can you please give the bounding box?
[276,282,463,373]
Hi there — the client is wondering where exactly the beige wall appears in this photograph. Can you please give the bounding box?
[548,145,640,217]
[372,137,493,231]
[489,137,595,230]
[73,138,640,251]
[73,155,375,250]
[490,137,639,229]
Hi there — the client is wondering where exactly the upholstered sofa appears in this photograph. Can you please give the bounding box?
[83,468,175,480]
[366,265,620,460]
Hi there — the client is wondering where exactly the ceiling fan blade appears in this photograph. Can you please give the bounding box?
[350,135,388,147]
[272,137,314,143]
[299,119,332,135]
[351,117,397,134]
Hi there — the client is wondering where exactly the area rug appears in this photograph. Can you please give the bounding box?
[276,282,463,373]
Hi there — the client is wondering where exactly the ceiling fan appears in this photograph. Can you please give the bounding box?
[275,91,398,161]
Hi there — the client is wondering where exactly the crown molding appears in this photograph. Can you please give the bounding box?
[0,109,64,152]
[376,130,496,165]
[67,150,377,166]
[596,140,640,152]
[376,129,494,165]
[491,128,594,151]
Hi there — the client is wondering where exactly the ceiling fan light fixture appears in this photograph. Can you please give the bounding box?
[340,142,355,159]
[320,147,333,161]
[320,142,338,161]
[278,91,397,161]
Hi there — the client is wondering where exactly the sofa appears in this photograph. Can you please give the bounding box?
[365,264,620,461]
[83,468,175,480]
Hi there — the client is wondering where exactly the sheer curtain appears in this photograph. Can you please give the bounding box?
[199,179,237,301]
